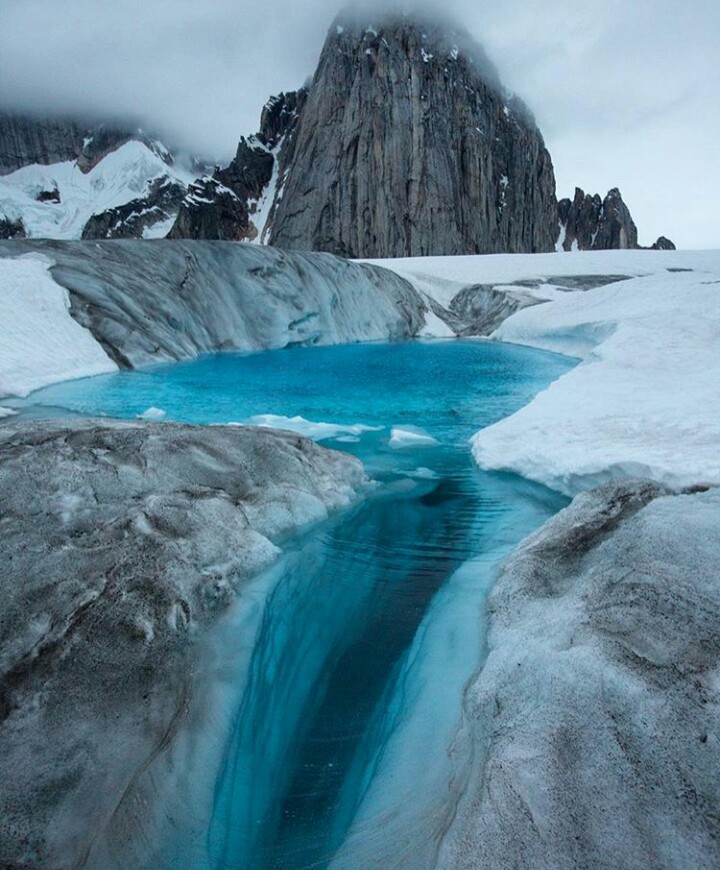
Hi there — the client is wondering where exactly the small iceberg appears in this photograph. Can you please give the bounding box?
[389,427,439,448]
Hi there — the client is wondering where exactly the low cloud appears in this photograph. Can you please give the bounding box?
[0,0,717,246]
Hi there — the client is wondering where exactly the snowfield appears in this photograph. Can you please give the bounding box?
[0,140,196,239]
[0,254,117,397]
[376,249,720,495]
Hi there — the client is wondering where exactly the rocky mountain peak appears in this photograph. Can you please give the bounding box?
[263,9,557,257]
[557,186,674,251]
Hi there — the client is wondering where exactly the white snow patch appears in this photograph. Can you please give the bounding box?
[555,221,567,252]
[0,255,117,399]
[389,427,439,448]
[419,306,455,338]
[361,249,717,308]
[0,140,195,240]
[471,258,720,494]
[248,138,286,245]
[421,48,434,63]
[142,212,178,239]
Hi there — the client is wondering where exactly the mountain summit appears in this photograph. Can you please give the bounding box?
[268,11,558,257]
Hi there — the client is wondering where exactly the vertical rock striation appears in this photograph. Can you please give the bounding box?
[268,11,558,257]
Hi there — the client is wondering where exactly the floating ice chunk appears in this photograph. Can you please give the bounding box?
[138,406,166,421]
[0,406,17,418]
[389,427,439,448]
[403,466,439,479]
[241,414,382,442]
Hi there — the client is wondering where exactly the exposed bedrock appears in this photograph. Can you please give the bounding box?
[0,239,428,368]
[558,186,675,251]
[441,479,720,870]
[169,89,307,242]
[269,11,558,258]
[0,113,172,177]
[81,176,187,240]
[0,418,365,868]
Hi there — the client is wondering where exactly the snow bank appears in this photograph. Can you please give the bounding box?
[365,248,720,494]
[366,249,720,307]
[0,254,116,399]
[470,257,720,494]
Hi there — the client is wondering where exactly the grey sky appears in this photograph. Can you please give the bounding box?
[1,0,718,247]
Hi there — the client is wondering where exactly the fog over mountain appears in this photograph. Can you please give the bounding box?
[0,0,717,247]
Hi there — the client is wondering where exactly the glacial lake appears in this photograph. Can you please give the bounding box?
[23,340,575,868]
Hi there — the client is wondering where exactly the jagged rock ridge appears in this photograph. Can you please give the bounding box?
[0,114,207,240]
[169,89,307,242]
[170,12,559,257]
[558,186,675,251]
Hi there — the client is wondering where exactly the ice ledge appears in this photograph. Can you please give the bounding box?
[0,418,366,867]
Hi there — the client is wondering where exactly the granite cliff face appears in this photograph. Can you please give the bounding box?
[558,186,675,251]
[269,13,558,257]
[0,115,87,175]
[169,13,558,257]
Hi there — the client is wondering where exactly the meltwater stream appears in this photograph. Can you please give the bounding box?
[24,341,575,869]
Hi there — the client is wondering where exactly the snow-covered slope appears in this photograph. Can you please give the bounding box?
[0,140,198,239]
[373,249,720,494]
[0,254,116,397]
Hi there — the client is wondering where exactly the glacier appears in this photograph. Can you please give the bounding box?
[0,253,117,397]
[438,479,720,870]
[0,419,366,868]
[0,239,428,399]
[374,249,720,495]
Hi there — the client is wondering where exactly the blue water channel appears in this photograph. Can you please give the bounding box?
[24,340,575,868]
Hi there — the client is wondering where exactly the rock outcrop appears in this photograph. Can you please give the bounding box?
[170,12,558,257]
[83,176,186,240]
[0,216,26,239]
[0,418,365,868]
[167,176,254,241]
[557,187,675,251]
[441,479,720,870]
[269,12,558,257]
[652,235,677,250]
[557,187,638,250]
[169,89,307,243]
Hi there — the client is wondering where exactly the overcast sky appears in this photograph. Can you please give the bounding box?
[1,0,718,248]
